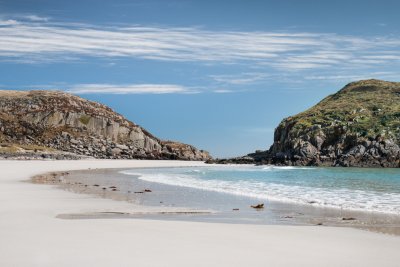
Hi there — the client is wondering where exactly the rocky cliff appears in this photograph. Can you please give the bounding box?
[210,79,400,167]
[268,79,400,167]
[0,90,211,160]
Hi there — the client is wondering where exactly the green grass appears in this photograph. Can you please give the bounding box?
[0,143,55,153]
[284,80,400,142]
[79,115,91,125]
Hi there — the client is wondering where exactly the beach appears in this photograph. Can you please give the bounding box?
[1,160,400,267]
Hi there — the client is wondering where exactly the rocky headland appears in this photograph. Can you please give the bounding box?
[209,79,400,167]
[0,90,211,160]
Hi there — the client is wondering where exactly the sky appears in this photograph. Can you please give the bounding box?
[1,0,400,157]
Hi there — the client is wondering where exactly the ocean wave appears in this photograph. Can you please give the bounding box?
[262,166,316,170]
[120,168,400,215]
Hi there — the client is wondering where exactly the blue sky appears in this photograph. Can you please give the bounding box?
[1,0,400,157]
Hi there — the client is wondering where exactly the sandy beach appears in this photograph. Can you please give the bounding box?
[1,160,400,267]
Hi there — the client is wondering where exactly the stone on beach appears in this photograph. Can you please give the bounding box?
[342,217,357,221]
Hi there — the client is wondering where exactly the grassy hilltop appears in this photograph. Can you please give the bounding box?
[288,79,400,143]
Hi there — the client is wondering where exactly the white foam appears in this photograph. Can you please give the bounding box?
[262,166,316,170]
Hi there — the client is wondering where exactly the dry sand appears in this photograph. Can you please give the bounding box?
[1,159,400,267]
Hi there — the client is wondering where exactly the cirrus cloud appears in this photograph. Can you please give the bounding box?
[0,17,399,71]
[66,83,195,94]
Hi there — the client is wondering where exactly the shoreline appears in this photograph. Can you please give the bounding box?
[1,159,400,266]
[34,167,400,236]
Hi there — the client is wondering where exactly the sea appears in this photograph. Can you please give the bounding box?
[120,165,400,215]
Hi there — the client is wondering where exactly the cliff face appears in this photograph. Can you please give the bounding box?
[0,90,211,160]
[269,79,400,167]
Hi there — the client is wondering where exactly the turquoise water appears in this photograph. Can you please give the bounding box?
[121,165,400,215]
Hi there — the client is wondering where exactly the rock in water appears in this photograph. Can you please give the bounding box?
[0,90,211,160]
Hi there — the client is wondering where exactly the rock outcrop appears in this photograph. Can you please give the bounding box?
[268,79,400,167]
[210,79,400,167]
[160,141,211,160]
[0,90,211,160]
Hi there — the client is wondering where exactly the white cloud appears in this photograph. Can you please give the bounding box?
[362,55,400,60]
[67,84,194,94]
[304,71,400,81]
[210,72,270,85]
[0,19,18,26]
[21,15,49,22]
[0,18,399,72]
[213,89,233,93]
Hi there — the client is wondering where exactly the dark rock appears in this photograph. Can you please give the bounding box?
[250,203,264,209]
[342,217,356,221]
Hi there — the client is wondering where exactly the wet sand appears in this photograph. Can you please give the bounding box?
[33,167,400,235]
